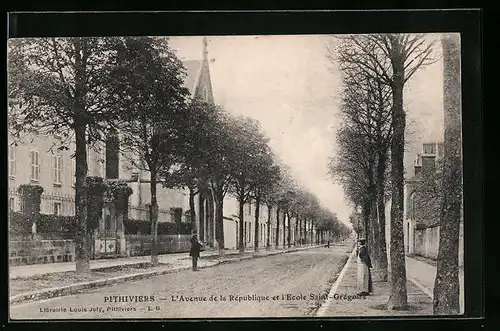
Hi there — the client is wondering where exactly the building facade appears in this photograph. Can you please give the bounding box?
[402,141,463,265]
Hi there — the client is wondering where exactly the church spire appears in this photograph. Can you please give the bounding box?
[202,36,208,61]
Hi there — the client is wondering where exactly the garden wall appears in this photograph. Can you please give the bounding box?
[125,234,192,257]
[9,239,75,266]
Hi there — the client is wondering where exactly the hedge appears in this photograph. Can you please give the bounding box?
[124,219,193,235]
[9,211,78,234]
[37,214,78,233]
[9,213,192,236]
[9,211,32,234]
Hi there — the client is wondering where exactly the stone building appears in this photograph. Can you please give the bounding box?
[402,141,463,265]
[403,141,444,254]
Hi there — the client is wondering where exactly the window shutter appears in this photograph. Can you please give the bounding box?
[12,147,16,175]
[30,151,34,179]
[53,155,57,179]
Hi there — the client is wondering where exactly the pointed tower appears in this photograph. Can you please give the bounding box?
[195,36,214,104]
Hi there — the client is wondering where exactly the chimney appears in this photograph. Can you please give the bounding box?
[421,154,436,178]
[414,154,422,176]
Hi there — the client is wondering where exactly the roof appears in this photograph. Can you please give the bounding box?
[182,60,203,95]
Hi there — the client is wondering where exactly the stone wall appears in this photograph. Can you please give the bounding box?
[9,239,75,266]
[414,223,464,266]
[414,226,440,260]
[125,234,192,257]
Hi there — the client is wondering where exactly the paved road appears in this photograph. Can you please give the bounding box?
[10,244,353,320]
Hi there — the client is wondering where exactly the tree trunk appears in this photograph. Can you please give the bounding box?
[377,152,389,282]
[311,220,314,246]
[370,196,381,279]
[387,37,409,310]
[214,189,225,255]
[199,194,205,242]
[207,191,214,247]
[189,187,197,235]
[150,170,159,266]
[293,216,299,247]
[74,123,90,274]
[254,197,260,252]
[282,211,286,249]
[433,34,462,315]
[266,204,272,250]
[303,218,307,245]
[275,206,280,248]
[238,195,245,253]
[287,213,291,248]
[298,219,302,246]
[363,197,371,243]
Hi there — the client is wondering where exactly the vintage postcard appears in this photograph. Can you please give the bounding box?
[8,31,466,320]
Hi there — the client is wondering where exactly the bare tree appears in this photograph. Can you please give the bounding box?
[433,34,462,315]
[332,34,437,309]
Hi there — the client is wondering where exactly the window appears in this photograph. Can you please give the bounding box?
[30,150,40,181]
[71,158,76,187]
[53,155,63,185]
[53,202,62,215]
[170,208,183,223]
[8,145,16,177]
[105,132,120,179]
[423,143,436,155]
[247,201,252,215]
[9,197,15,211]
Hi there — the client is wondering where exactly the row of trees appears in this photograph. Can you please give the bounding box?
[8,36,351,274]
[328,34,462,314]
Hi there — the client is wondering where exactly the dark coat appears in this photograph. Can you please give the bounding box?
[358,245,372,268]
[190,237,202,258]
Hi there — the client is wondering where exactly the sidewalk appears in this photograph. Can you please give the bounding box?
[10,245,323,279]
[10,250,227,279]
[406,255,464,314]
[318,251,433,316]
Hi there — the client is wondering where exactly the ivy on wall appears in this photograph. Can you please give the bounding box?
[86,176,108,233]
[17,184,44,221]
[108,181,133,216]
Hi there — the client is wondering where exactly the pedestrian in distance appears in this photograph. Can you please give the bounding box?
[326,239,330,248]
[356,238,373,296]
[189,233,202,271]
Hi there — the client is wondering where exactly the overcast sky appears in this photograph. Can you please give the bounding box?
[169,34,448,225]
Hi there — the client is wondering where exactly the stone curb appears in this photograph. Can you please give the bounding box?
[10,244,324,305]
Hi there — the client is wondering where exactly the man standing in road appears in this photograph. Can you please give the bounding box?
[356,238,373,296]
[190,234,202,271]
